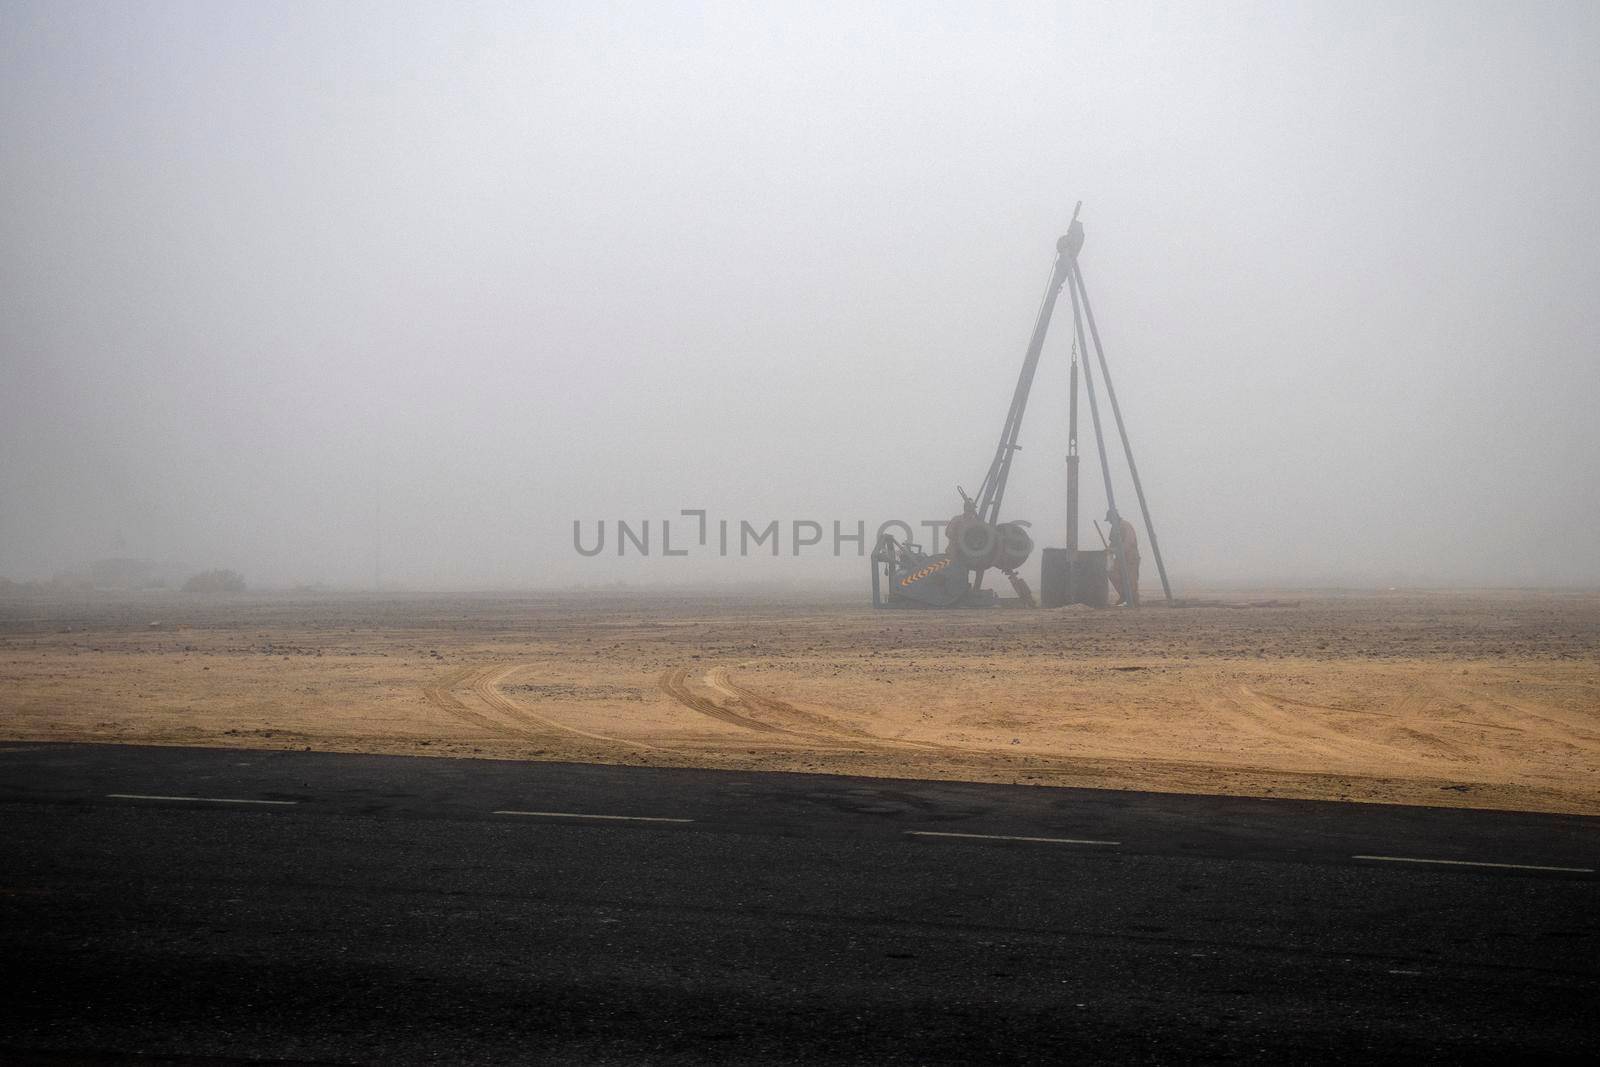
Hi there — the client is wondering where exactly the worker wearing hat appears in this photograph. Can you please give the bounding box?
[1105,510,1140,607]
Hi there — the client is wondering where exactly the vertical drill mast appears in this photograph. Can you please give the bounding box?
[975,203,1084,528]
[1066,335,1080,600]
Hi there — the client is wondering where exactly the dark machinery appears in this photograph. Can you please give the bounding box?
[871,204,1172,609]
[871,488,1034,608]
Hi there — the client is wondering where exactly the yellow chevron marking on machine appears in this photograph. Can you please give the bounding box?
[899,557,953,587]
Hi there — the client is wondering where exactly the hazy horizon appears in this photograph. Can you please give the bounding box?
[5,1,1598,594]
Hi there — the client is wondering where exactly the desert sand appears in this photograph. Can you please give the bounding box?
[1,589,1596,814]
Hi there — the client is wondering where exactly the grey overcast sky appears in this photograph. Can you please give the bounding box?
[2,1,1597,590]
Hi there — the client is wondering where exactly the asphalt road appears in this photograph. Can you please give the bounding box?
[1,742,1596,1064]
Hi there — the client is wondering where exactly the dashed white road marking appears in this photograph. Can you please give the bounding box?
[494,810,693,823]
[107,793,297,806]
[1353,854,1592,873]
[907,830,1120,846]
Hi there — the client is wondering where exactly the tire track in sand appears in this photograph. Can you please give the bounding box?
[659,667,793,735]
[707,667,945,751]
[421,667,544,741]
[660,665,946,752]
[1458,685,1600,746]
[1236,683,1473,767]
[472,665,659,750]
[1230,685,1400,766]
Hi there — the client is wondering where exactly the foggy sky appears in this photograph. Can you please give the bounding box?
[3,1,1597,590]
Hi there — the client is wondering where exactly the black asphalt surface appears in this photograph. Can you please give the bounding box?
[1,742,1597,1064]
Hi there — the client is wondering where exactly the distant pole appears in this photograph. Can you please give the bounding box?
[1065,250,1133,606]
[1069,262,1173,604]
[1068,340,1081,559]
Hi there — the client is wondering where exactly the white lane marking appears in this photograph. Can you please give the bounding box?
[107,794,297,806]
[494,810,692,823]
[907,830,1120,846]
[1353,854,1592,873]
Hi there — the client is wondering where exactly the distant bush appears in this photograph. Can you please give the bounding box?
[183,568,246,593]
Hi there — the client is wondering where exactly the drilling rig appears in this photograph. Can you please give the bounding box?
[871,204,1173,609]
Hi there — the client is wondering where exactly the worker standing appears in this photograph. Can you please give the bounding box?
[1106,511,1140,606]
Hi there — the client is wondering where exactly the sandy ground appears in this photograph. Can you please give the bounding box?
[1,589,1597,814]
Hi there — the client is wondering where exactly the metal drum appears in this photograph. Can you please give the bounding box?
[945,512,997,570]
[991,521,1034,573]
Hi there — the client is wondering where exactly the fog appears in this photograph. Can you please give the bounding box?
[3,1,1597,591]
